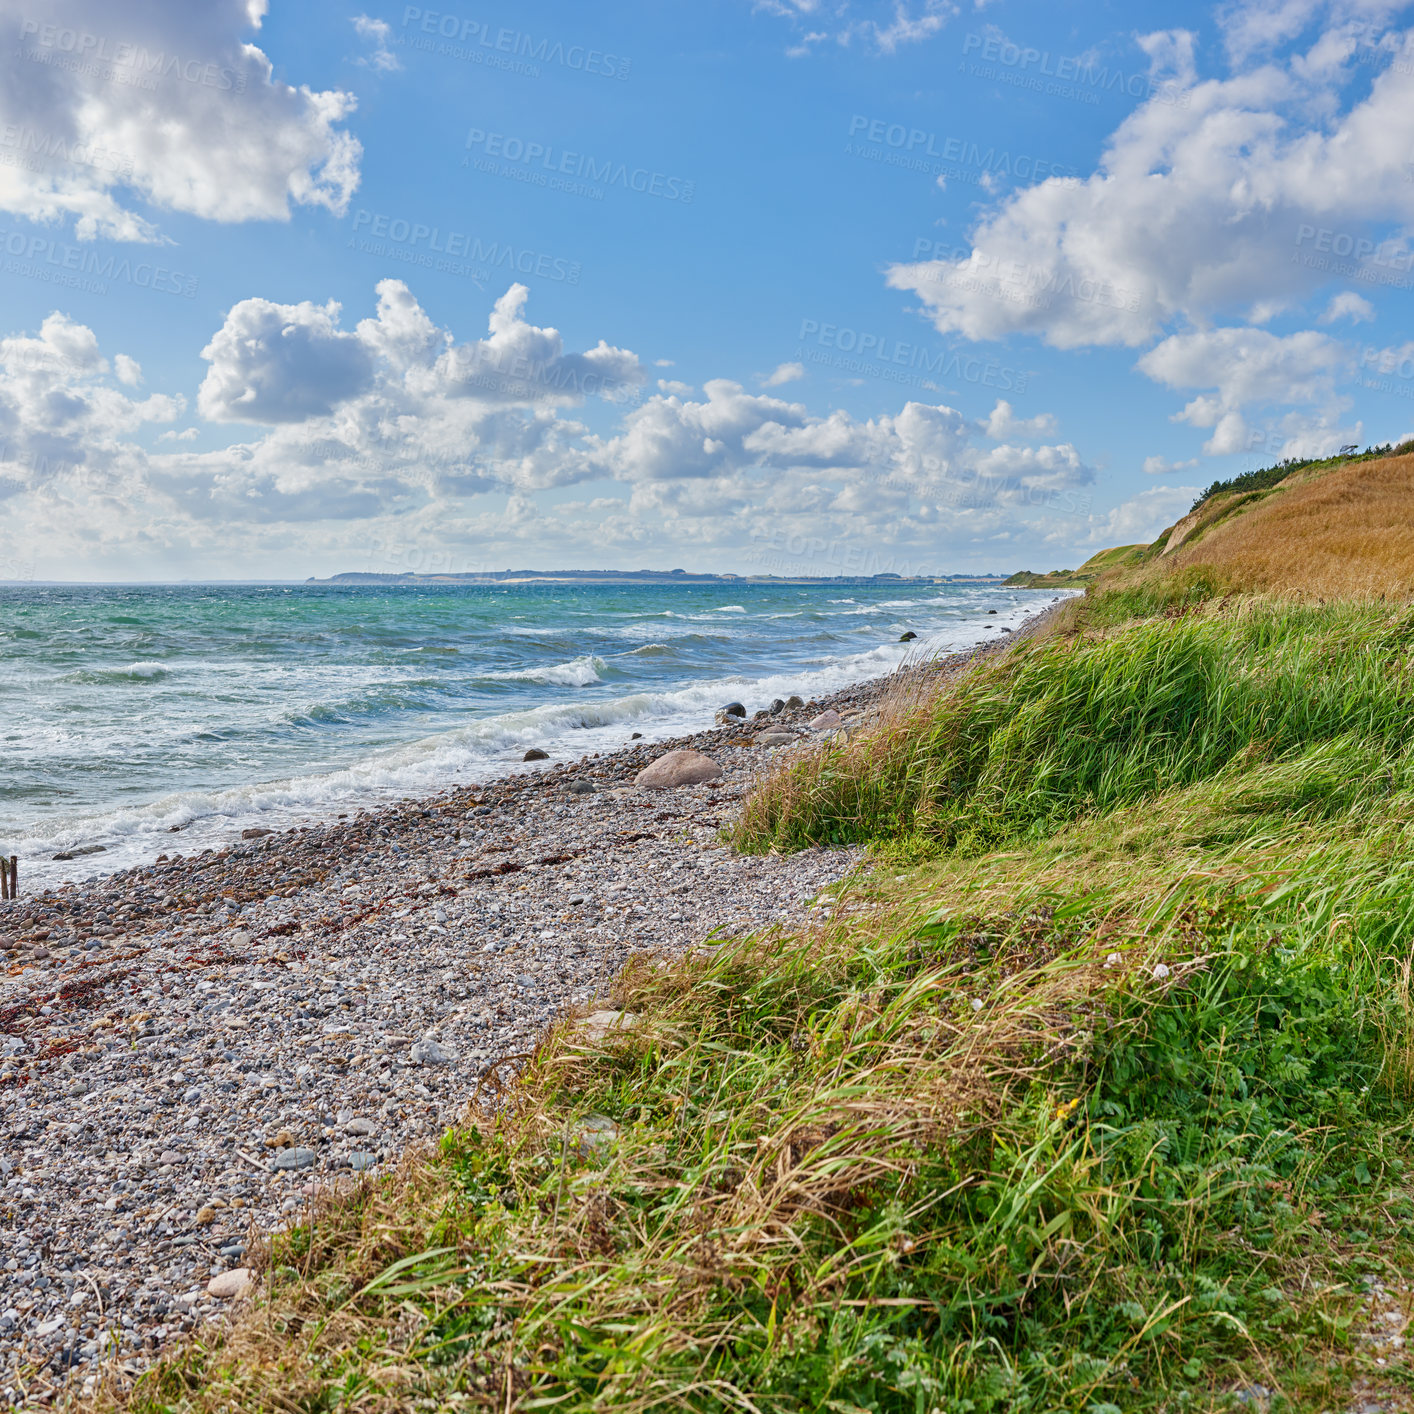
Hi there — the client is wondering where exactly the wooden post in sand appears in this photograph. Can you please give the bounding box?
[2,856,14,900]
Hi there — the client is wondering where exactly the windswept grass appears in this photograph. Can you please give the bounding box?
[736,599,1414,856]
[90,862,1414,1413]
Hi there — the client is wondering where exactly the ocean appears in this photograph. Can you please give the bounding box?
[0,579,1059,888]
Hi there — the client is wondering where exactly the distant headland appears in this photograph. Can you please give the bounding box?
[307,569,1010,586]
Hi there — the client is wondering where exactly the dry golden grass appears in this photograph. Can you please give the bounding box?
[1162,450,1414,597]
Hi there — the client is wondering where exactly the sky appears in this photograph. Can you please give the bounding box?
[2,0,1414,581]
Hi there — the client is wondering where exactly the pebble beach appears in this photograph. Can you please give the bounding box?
[0,683,903,1404]
[0,617,1050,1406]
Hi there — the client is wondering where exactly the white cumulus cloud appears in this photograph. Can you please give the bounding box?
[1137,326,1354,454]
[1,285,1103,577]
[0,0,361,241]
[1320,290,1376,323]
[886,21,1414,349]
[762,361,805,387]
[352,14,402,71]
[756,0,959,53]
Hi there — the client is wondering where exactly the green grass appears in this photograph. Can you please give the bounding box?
[89,589,1414,1414]
[736,597,1414,857]
[1001,545,1149,588]
[105,855,1414,1413]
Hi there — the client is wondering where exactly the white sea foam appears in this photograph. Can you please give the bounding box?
[481,655,606,687]
[12,589,1075,889]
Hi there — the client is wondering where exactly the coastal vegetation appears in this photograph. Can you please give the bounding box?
[89,448,1414,1412]
[1001,544,1147,588]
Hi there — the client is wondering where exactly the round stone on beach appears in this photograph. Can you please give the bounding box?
[523,747,549,761]
[634,748,724,789]
[756,731,796,748]
[272,1147,317,1171]
[241,827,274,839]
[899,631,917,641]
[579,1009,638,1039]
[808,710,844,730]
[206,1268,252,1299]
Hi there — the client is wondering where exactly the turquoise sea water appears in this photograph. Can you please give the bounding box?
[0,580,1058,886]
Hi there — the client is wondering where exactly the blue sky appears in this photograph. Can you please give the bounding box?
[2,0,1413,579]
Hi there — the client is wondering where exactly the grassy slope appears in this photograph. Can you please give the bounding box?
[1159,448,1414,597]
[1003,545,1148,588]
[83,472,1414,1413]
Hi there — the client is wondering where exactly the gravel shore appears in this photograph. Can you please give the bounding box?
[0,614,1058,1405]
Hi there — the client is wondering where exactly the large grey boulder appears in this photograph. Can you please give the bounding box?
[634,748,724,788]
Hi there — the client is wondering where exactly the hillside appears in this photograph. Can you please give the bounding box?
[1003,543,1148,587]
[1128,442,1414,597]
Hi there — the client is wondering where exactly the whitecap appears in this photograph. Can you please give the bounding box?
[481,655,606,687]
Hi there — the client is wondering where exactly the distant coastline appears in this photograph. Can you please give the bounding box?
[307,569,1009,586]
